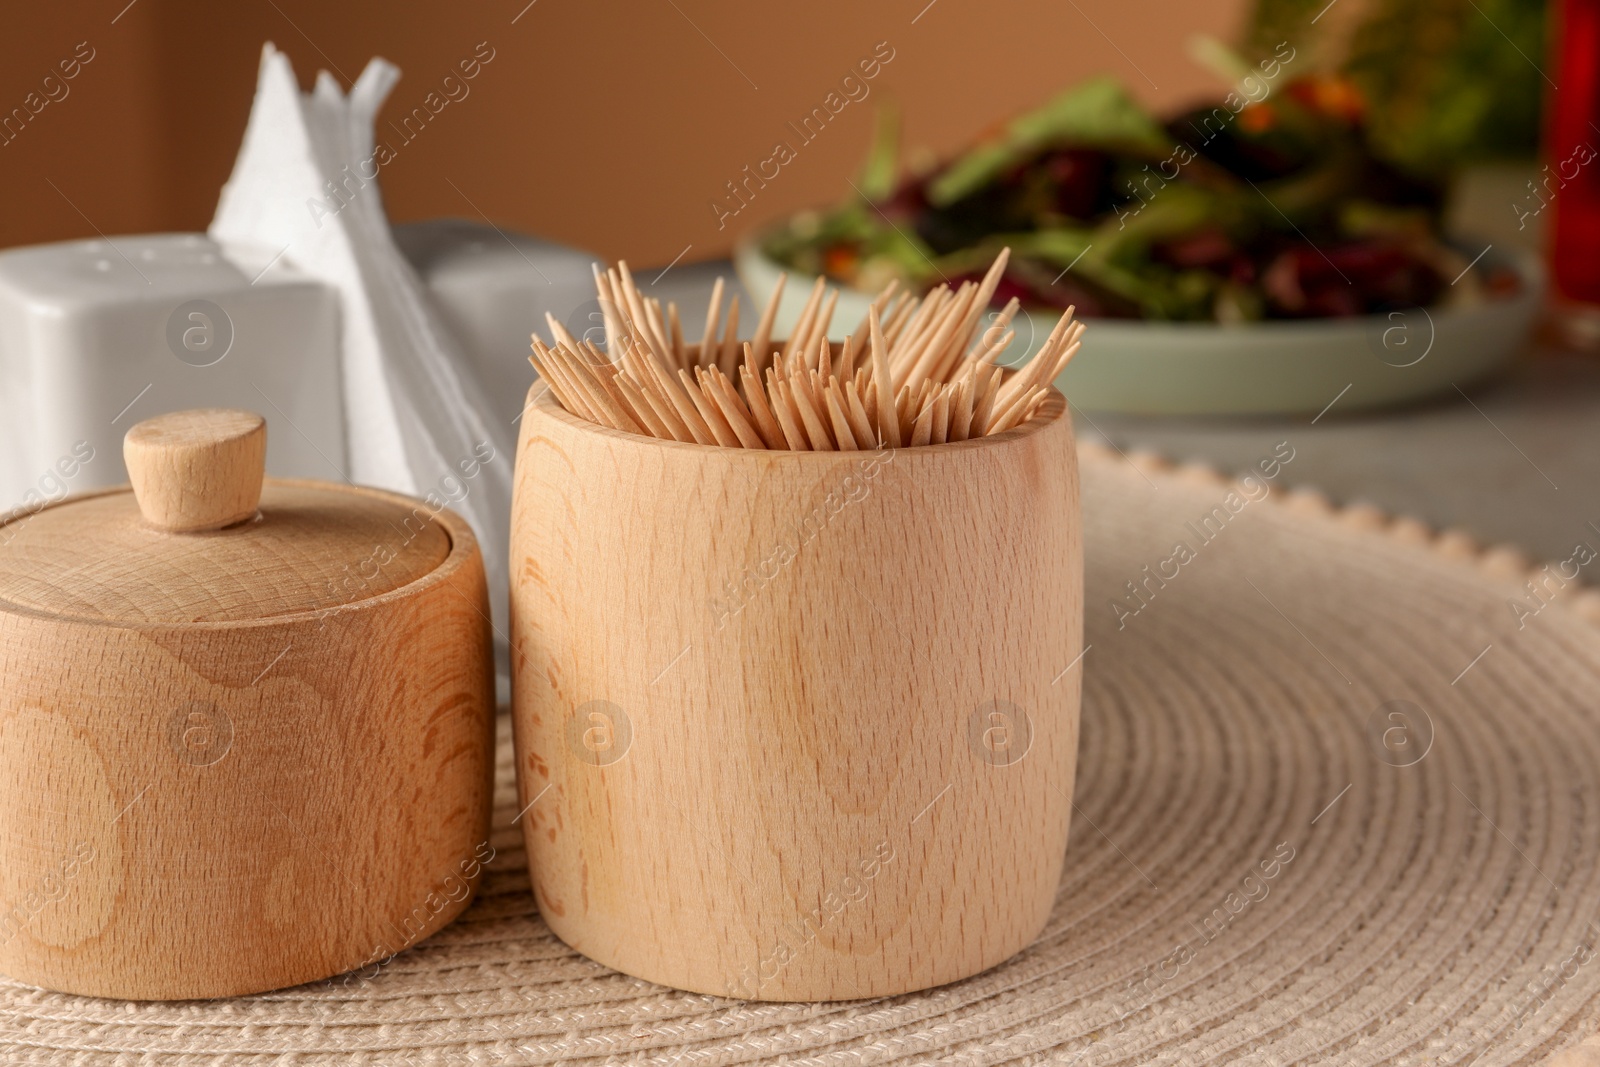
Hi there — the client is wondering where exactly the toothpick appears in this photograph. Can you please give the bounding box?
[789,363,822,419]
[949,247,1011,364]
[865,308,899,448]
[808,288,840,358]
[812,331,831,376]
[616,373,671,439]
[648,297,674,363]
[909,403,933,447]
[538,249,1071,447]
[616,277,676,371]
[565,347,643,435]
[1049,337,1082,382]
[609,340,693,441]
[997,307,1075,412]
[834,334,857,380]
[970,364,1003,437]
[680,368,740,447]
[849,278,900,354]
[699,276,725,367]
[718,294,742,378]
[843,378,876,447]
[825,380,858,451]
[706,367,766,449]
[783,276,827,365]
[545,311,580,350]
[880,290,916,349]
[790,373,836,451]
[989,385,1048,435]
[751,272,786,376]
[636,376,695,442]
[668,302,686,368]
[577,340,637,419]
[528,348,588,420]
[1021,388,1051,423]
[951,374,975,442]
[967,296,1020,363]
[592,263,626,354]
[890,286,951,392]
[740,359,787,449]
[555,343,641,434]
[970,327,1016,368]
[768,372,812,450]
[617,261,672,361]
[905,281,976,389]
[647,354,716,445]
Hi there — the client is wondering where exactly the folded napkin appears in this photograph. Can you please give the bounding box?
[211,45,514,660]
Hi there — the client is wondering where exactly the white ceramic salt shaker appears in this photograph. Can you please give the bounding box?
[393,219,597,429]
[0,233,344,511]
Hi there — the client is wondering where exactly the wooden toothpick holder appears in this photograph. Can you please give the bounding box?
[510,384,1083,1000]
[0,409,496,999]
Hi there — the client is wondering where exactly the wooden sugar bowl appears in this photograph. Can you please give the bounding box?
[0,409,495,999]
[510,385,1082,1000]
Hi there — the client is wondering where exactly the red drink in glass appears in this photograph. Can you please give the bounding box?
[1549,0,1600,310]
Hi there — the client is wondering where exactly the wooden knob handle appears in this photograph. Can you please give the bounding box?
[125,409,267,532]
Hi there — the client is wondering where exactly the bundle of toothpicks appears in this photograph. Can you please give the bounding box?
[529,249,1082,450]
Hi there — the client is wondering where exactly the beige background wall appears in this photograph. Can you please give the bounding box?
[1,0,1245,265]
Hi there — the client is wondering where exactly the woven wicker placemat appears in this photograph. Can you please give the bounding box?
[3,446,1598,1066]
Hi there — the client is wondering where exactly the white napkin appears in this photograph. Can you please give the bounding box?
[211,44,514,663]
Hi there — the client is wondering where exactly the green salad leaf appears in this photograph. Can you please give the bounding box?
[856,102,901,203]
[927,77,1173,207]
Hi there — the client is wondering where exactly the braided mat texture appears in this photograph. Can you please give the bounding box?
[4,446,1600,1065]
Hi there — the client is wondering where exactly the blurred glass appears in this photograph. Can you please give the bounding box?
[1549,0,1600,312]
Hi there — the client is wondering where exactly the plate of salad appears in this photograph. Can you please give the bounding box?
[736,72,1542,416]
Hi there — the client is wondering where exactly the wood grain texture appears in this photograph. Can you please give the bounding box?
[0,480,495,999]
[510,384,1082,1000]
[124,409,267,532]
[0,482,450,623]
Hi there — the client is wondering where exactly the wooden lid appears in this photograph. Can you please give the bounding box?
[0,410,450,625]
[124,408,269,532]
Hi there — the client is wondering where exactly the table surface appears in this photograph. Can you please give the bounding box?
[653,261,1597,567]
